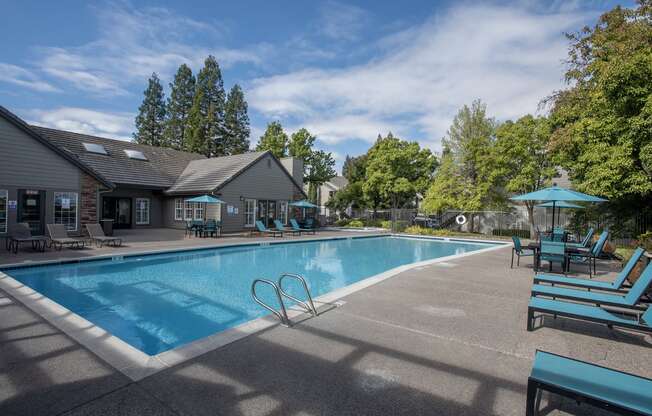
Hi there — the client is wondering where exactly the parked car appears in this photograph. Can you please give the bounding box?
[412,214,440,228]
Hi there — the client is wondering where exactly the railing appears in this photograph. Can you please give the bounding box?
[250,273,318,327]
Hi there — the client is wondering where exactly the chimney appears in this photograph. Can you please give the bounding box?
[280,157,304,189]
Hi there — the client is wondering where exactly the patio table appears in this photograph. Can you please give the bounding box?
[527,242,587,272]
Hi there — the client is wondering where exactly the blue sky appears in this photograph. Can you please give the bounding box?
[0,0,630,172]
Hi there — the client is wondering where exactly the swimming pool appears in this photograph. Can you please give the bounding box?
[1,236,497,355]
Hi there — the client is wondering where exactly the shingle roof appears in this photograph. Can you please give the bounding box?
[166,151,268,194]
[327,176,349,189]
[32,126,205,189]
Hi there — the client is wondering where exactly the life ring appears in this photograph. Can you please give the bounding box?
[455,214,467,225]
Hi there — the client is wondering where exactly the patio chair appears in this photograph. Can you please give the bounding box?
[566,227,594,249]
[526,350,652,416]
[255,220,282,237]
[552,227,565,242]
[46,224,86,250]
[533,247,645,292]
[511,236,535,268]
[531,261,652,309]
[184,221,194,237]
[274,220,300,236]
[7,222,48,254]
[304,218,315,229]
[201,219,219,238]
[568,231,609,277]
[536,241,567,274]
[85,223,122,248]
[527,296,652,334]
[290,219,315,235]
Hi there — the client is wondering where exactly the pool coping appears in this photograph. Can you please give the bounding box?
[0,233,509,381]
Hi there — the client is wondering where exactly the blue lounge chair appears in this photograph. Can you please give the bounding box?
[274,220,300,236]
[511,236,535,268]
[531,261,652,309]
[255,220,282,237]
[526,350,652,416]
[534,247,645,292]
[568,230,609,277]
[566,227,594,249]
[527,296,652,333]
[290,218,315,235]
[536,241,567,273]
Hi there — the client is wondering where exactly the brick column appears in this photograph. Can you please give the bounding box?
[80,173,101,235]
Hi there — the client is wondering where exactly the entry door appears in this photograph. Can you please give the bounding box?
[17,190,45,235]
[257,200,268,227]
[102,197,132,229]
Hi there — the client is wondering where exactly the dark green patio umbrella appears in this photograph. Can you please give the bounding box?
[511,186,606,230]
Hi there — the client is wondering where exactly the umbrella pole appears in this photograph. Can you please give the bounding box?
[551,201,556,231]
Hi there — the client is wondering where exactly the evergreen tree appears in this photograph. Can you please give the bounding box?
[134,73,166,146]
[164,64,195,150]
[288,128,315,174]
[223,84,250,154]
[196,55,226,156]
[184,89,210,156]
[256,121,288,158]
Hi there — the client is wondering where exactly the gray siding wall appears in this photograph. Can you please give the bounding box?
[0,117,82,235]
[164,153,303,233]
[99,188,164,228]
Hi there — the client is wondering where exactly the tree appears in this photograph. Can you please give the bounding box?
[288,128,315,164]
[196,55,226,156]
[429,99,497,232]
[362,133,437,215]
[342,154,367,183]
[305,150,336,203]
[223,84,250,155]
[184,89,210,156]
[256,121,288,158]
[549,1,652,212]
[422,147,464,213]
[134,73,166,146]
[164,64,195,150]
[493,115,557,233]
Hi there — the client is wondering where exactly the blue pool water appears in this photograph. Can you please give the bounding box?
[2,236,495,355]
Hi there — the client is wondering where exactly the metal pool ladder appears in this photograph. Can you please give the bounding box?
[250,273,318,327]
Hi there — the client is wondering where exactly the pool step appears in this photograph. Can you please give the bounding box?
[251,273,318,327]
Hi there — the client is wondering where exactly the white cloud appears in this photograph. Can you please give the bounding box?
[28,107,134,141]
[248,4,593,150]
[318,1,371,41]
[0,63,60,93]
[38,3,263,96]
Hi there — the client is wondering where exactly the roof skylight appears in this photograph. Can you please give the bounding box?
[124,149,148,160]
[83,142,108,155]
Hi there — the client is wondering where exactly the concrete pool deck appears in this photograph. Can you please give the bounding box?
[0,237,650,415]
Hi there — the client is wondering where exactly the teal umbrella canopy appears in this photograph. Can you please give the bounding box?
[185,194,225,204]
[510,186,606,202]
[536,201,583,209]
[289,200,319,208]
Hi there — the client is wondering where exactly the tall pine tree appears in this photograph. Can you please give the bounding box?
[195,55,226,156]
[256,121,288,158]
[164,64,195,150]
[184,89,210,156]
[223,84,250,155]
[134,73,166,146]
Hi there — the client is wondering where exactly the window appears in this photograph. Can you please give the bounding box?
[0,190,7,234]
[135,198,150,225]
[83,143,107,155]
[174,198,184,221]
[183,200,203,220]
[278,201,288,225]
[124,149,148,160]
[244,199,256,227]
[54,192,78,231]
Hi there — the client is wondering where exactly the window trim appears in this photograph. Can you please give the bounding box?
[135,198,150,225]
[174,198,184,221]
[0,190,7,234]
[244,198,256,228]
[54,191,78,232]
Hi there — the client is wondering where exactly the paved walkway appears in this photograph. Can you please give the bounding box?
[0,239,650,415]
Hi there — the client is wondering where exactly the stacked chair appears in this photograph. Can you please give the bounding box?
[521,229,652,415]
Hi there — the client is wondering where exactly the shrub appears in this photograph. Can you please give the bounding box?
[348,220,365,227]
[380,220,392,229]
[335,218,350,226]
[639,231,652,251]
[403,226,453,236]
[492,228,530,239]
